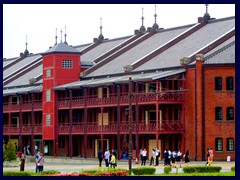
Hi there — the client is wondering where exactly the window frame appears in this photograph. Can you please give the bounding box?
[62,59,73,68]
[46,69,51,77]
[215,138,223,151]
[46,90,51,102]
[227,138,234,151]
[215,77,222,91]
[226,77,234,91]
[46,114,51,126]
[215,107,223,121]
[226,107,234,120]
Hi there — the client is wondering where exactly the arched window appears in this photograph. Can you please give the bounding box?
[226,107,234,120]
[227,138,234,151]
[215,107,222,120]
[215,138,223,151]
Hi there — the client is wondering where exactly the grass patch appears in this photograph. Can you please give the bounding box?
[153,171,235,176]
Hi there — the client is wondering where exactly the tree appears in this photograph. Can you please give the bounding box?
[3,139,17,162]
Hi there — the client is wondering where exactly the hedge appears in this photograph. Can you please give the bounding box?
[3,171,35,176]
[183,166,222,173]
[164,166,172,174]
[132,167,156,175]
[231,167,235,172]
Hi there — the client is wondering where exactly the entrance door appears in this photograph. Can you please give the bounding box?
[148,139,161,159]
[95,139,109,157]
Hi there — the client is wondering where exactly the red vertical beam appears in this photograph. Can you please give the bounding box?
[54,91,58,157]
[181,76,186,158]
[18,94,23,153]
[84,87,88,158]
[128,77,133,175]
[31,93,35,156]
[101,107,104,153]
[135,82,139,160]
[69,89,73,158]
[117,84,121,160]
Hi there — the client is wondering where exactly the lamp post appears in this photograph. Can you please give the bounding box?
[128,77,133,175]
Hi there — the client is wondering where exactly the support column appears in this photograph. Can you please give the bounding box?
[84,87,88,158]
[117,84,121,160]
[69,89,73,158]
[18,94,23,153]
[31,93,35,156]
[135,82,139,160]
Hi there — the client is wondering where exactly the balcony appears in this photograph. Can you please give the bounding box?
[3,101,42,112]
[3,125,42,135]
[57,91,184,109]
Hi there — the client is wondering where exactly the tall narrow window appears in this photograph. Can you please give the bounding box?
[226,107,234,120]
[46,69,51,77]
[227,138,234,151]
[46,114,51,126]
[46,90,51,101]
[215,107,222,120]
[215,138,223,151]
[215,77,222,91]
[226,77,234,90]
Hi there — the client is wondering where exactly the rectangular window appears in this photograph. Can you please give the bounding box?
[227,107,234,120]
[215,77,222,91]
[227,138,234,151]
[216,138,223,151]
[226,77,234,90]
[215,107,222,120]
[46,114,51,126]
[46,69,51,77]
[62,60,72,68]
[46,90,51,101]
[58,136,65,149]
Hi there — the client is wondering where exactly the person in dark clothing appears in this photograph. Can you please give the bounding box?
[184,150,190,165]
[98,149,103,167]
[19,153,26,171]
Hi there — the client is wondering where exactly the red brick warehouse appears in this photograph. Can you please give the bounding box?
[3,5,235,161]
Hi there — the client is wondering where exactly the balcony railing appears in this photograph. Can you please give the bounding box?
[58,91,184,108]
[3,101,42,112]
[3,125,42,134]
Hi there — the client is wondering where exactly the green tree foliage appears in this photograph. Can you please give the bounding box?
[3,139,17,162]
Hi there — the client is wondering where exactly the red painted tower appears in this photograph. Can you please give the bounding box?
[41,42,81,156]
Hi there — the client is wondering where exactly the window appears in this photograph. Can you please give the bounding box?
[227,138,234,151]
[215,107,222,120]
[215,138,223,151]
[227,107,234,120]
[46,69,51,77]
[62,60,72,68]
[46,114,51,126]
[46,90,51,101]
[226,77,234,90]
[215,77,222,90]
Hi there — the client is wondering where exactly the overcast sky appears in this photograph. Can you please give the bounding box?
[3,4,235,59]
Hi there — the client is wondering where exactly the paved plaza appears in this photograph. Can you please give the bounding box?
[3,156,235,174]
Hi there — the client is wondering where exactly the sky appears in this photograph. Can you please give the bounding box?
[3,4,235,59]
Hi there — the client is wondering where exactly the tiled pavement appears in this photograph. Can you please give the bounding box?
[3,157,235,174]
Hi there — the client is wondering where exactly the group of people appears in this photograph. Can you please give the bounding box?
[19,147,44,173]
[140,148,190,168]
[98,149,117,168]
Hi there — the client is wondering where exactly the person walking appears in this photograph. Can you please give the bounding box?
[19,153,26,171]
[184,150,190,166]
[171,150,176,168]
[35,151,40,173]
[176,149,182,168]
[205,148,210,165]
[98,149,103,167]
[104,149,110,167]
[149,148,155,166]
[109,152,117,169]
[37,153,44,173]
[209,148,214,165]
[141,148,147,166]
[155,147,160,166]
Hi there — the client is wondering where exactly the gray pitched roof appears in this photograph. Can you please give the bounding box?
[43,42,80,55]
[86,25,192,77]
[134,17,235,71]
[3,85,42,96]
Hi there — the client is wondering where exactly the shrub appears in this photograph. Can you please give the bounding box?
[231,166,235,172]
[132,167,156,175]
[183,166,222,173]
[164,166,172,174]
[3,171,35,176]
[41,170,61,175]
[3,139,17,162]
